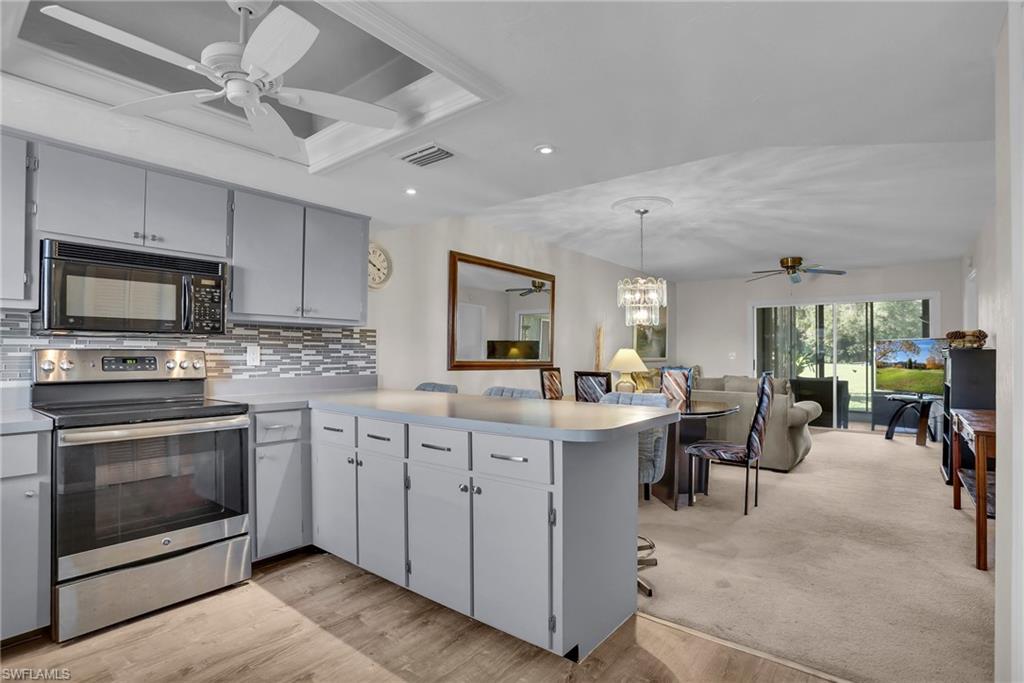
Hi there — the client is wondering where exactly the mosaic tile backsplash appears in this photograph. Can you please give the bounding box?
[0,312,376,382]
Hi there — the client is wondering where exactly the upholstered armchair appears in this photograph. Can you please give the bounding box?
[483,386,542,399]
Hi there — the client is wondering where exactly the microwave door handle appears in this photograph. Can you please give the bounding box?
[182,276,193,331]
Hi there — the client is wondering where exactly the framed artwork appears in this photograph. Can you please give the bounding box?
[633,307,668,361]
[574,371,611,403]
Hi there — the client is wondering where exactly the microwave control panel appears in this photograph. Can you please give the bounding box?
[191,276,224,333]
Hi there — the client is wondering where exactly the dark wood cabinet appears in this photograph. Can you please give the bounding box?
[941,349,996,483]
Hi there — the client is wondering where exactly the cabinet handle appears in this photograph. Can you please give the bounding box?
[148,233,163,242]
[323,426,345,433]
[303,307,314,314]
[263,424,289,430]
[365,434,391,442]
[295,306,303,313]
[490,453,528,463]
[346,456,355,464]
[472,486,482,495]
[357,459,364,467]
[421,443,451,452]
[24,490,36,498]
[132,231,144,239]
[458,484,469,493]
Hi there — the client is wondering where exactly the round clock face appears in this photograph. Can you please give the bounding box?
[368,242,392,289]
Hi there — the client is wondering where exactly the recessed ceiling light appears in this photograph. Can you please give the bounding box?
[534,144,555,155]
[405,188,417,196]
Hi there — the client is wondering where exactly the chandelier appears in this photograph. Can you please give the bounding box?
[617,207,668,327]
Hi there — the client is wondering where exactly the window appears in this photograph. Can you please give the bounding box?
[755,298,931,428]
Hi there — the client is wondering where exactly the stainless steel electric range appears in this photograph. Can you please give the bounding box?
[31,348,251,641]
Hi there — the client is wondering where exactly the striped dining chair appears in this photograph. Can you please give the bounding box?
[685,372,773,515]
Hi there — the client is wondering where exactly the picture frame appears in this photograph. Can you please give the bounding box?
[633,307,668,361]
[574,371,612,402]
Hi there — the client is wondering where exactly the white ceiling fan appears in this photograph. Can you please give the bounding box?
[39,1,400,158]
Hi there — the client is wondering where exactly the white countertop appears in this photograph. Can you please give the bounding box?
[309,389,680,442]
[0,409,53,435]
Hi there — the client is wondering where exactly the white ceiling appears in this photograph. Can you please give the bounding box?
[474,141,994,280]
[2,1,1006,276]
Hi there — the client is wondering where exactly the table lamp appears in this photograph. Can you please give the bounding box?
[608,348,648,392]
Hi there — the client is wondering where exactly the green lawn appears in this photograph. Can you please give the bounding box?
[875,367,944,395]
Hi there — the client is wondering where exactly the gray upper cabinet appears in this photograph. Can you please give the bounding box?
[144,171,229,257]
[35,143,146,246]
[231,192,304,319]
[1,135,28,302]
[1,432,51,640]
[303,208,368,323]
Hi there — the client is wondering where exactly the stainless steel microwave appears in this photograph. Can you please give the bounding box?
[40,239,226,335]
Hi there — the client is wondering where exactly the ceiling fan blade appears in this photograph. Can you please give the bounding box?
[750,269,785,274]
[241,6,319,82]
[746,273,782,283]
[270,88,397,129]
[112,89,224,116]
[40,5,204,73]
[244,103,301,158]
[789,272,803,284]
[803,268,847,276]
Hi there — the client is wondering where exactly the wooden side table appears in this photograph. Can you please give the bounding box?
[951,408,996,570]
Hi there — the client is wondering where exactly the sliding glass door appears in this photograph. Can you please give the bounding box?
[755,298,930,429]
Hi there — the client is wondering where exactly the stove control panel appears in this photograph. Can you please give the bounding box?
[34,349,208,383]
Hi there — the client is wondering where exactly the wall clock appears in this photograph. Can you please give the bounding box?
[368,242,392,289]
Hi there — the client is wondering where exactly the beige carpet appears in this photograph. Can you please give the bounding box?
[637,429,995,683]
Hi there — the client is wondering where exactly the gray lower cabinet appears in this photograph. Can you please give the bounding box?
[231,192,305,319]
[471,476,552,650]
[35,143,146,246]
[1,135,29,304]
[355,451,407,586]
[311,441,358,564]
[302,208,368,323]
[255,441,305,560]
[1,432,51,639]
[144,171,229,257]
[407,463,472,615]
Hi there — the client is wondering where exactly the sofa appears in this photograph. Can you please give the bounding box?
[633,366,822,472]
[789,377,850,428]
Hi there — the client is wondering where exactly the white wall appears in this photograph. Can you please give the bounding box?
[367,216,674,394]
[979,7,1024,680]
[675,259,964,377]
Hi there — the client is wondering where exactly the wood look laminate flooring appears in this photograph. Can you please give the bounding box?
[1,551,828,682]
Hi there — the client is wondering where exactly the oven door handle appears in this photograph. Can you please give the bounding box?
[58,415,250,447]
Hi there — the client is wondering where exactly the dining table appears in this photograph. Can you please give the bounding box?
[651,399,742,510]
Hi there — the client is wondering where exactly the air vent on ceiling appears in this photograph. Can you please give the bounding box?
[398,143,453,167]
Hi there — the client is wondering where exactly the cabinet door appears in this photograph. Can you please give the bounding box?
[311,441,358,564]
[144,171,229,257]
[407,463,471,614]
[35,144,146,245]
[1,136,28,301]
[356,452,406,585]
[302,208,368,323]
[231,192,304,318]
[255,441,304,559]
[1,433,51,639]
[472,477,551,649]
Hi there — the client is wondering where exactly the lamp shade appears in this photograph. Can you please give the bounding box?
[607,348,649,374]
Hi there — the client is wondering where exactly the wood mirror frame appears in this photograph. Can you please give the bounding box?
[448,251,556,371]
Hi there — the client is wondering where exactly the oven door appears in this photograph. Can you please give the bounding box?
[54,415,249,581]
[43,257,186,334]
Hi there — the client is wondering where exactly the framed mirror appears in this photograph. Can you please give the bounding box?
[448,251,555,370]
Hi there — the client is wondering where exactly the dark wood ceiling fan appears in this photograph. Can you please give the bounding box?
[747,256,847,284]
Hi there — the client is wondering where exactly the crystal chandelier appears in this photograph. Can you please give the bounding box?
[617,208,668,326]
